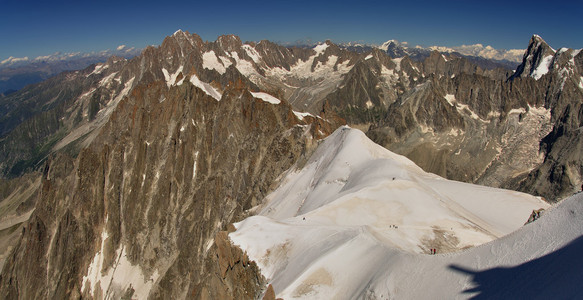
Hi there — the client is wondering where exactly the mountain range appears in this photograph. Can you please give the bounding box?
[1,38,520,96]
[0,47,142,95]
[0,30,581,298]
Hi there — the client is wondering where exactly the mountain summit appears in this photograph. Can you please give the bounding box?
[512,34,557,79]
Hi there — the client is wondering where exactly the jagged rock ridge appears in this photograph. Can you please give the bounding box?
[0,31,344,299]
[366,35,583,201]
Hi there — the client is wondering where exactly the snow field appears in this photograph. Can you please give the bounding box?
[230,127,554,299]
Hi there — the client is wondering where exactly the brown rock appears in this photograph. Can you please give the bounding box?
[263,284,276,300]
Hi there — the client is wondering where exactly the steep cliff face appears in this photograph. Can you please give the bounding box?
[366,36,582,201]
[0,74,342,298]
[0,32,350,299]
[511,35,556,80]
[0,56,132,177]
[324,49,510,125]
[368,72,549,184]
[0,31,355,178]
[512,44,583,200]
[0,173,41,271]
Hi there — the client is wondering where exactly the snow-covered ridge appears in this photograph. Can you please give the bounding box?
[158,63,325,109]
[0,56,29,65]
[378,39,406,51]
[230,127,551,298]
[265,46,351,81]
[292,111,314,120]
[313,43,329,55]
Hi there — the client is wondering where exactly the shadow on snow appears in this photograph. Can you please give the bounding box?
[449,235,583,299]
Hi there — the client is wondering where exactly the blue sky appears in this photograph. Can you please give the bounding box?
[1,0,582,61]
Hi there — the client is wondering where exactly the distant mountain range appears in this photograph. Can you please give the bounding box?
[1,39,523,95]
[291,39,523,71]
[0,46,142,94]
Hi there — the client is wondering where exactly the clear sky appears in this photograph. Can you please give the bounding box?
[1,0,582,61]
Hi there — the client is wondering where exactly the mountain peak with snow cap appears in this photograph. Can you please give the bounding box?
[378,39,410,58]
[379,39,404,51]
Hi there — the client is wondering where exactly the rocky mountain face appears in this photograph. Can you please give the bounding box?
[0,31,344,298]
[325,49,510,126]
[511,35,557,79]
[0,47,142,94]
[0,30,519,181]
[0,30,581,298]
[0,31,359,179]
[513,42,583,200]
[366,35,583,201]
[0,173,40,271]
[0,81,334,298]
[0,56,132,177]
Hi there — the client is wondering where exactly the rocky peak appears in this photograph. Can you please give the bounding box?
[511,34,556,79]
[422,50,447,74]
[175,30,204,48]
[216,34,243,52]
[252,40,298,70]
[161,30,204,58]
[367,48,397,69]
[0,60,344,298]
[379,39,399,50]
[319,40,342,56]
[310,40,352,71]
[104,55,127,66]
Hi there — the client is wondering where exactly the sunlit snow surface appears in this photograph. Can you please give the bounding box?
[531,55,554,80]
[82,221,159,298]
[230,127,561,299]
[189,74,222,100]
[202,50,231,74]
[251,92,281,104]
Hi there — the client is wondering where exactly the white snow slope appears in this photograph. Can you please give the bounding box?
[227,127,579,299]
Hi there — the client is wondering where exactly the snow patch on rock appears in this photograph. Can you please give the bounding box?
[293,111,314,121]
[82,227,159,299]
[251,92,281,104]
[531,55,554,80]
[189,74,222,101]
[161,66,183,88]
[202,50,229,74]
[444,94,456,106]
